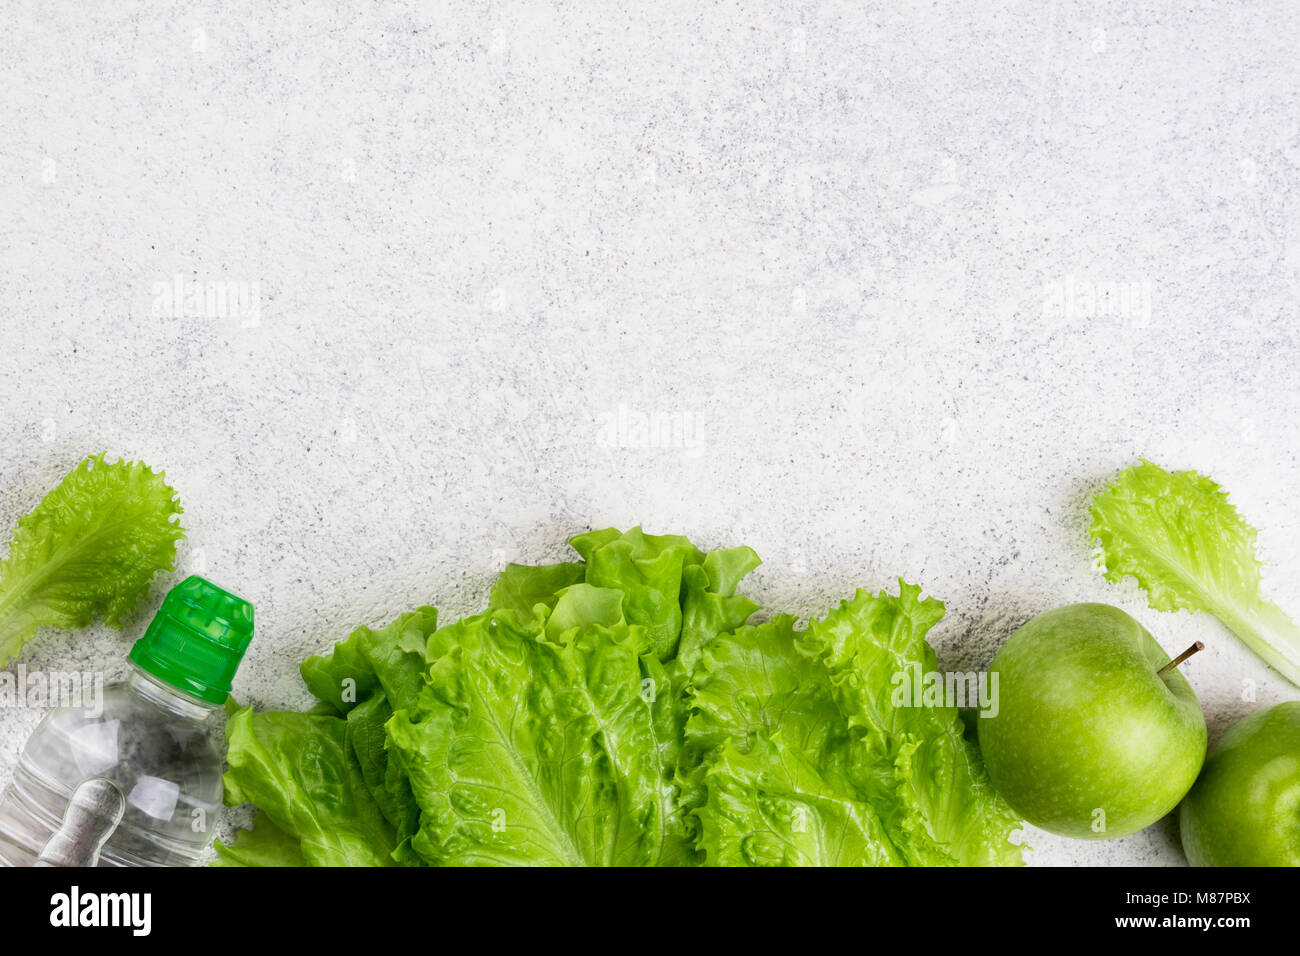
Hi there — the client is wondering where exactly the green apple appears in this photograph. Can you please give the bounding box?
[978,603,1207,839]
[1179,701,1300,866]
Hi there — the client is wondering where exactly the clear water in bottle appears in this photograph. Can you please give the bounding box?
[0,576,253,867]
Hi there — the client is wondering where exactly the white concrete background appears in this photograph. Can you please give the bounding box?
[1,1,1298,866]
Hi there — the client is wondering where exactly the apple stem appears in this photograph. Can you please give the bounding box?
[1157,641,1206,677]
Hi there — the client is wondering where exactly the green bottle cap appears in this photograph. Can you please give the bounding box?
[128,576,254,705]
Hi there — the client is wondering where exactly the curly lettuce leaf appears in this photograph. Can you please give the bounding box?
[569,526,704,659]
[488,561,586,621]
[220,608,441,865]
[220,706,406,866]
[676,546,762,674]
[387,603,692,866]
[1091,460,1300,685]
[566,527,759,661]
[561,529,761,861]
[300,606,437,716]
[344,694,421,856]
[686,616,904,866]
[685,583,1023,867]
[807,584,1024,866]
[0,453,184,665]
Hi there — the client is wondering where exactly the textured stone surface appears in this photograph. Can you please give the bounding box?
[1,1,1298,866]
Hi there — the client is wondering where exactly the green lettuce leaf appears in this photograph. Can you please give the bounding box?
[687,616,904,866]
[0,453,184,665]
[684,583,1023,866]
[345,694,421,856]
[557,529,762,862]
[300,606,437,716]
[387,602,692,866]
[221,608,440,865]
[488,561,585,620]
[1091,460,1300,686]
[807,584,1024,866]
[570,526,705,660]
[677,546,763,674]
[220,706,404,866]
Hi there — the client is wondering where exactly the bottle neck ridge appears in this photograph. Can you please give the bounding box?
[126,667,218,721]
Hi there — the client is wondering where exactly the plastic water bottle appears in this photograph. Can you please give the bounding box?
[0,576,253,867]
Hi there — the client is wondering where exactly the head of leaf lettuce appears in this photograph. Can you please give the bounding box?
[216,527,1025,867]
